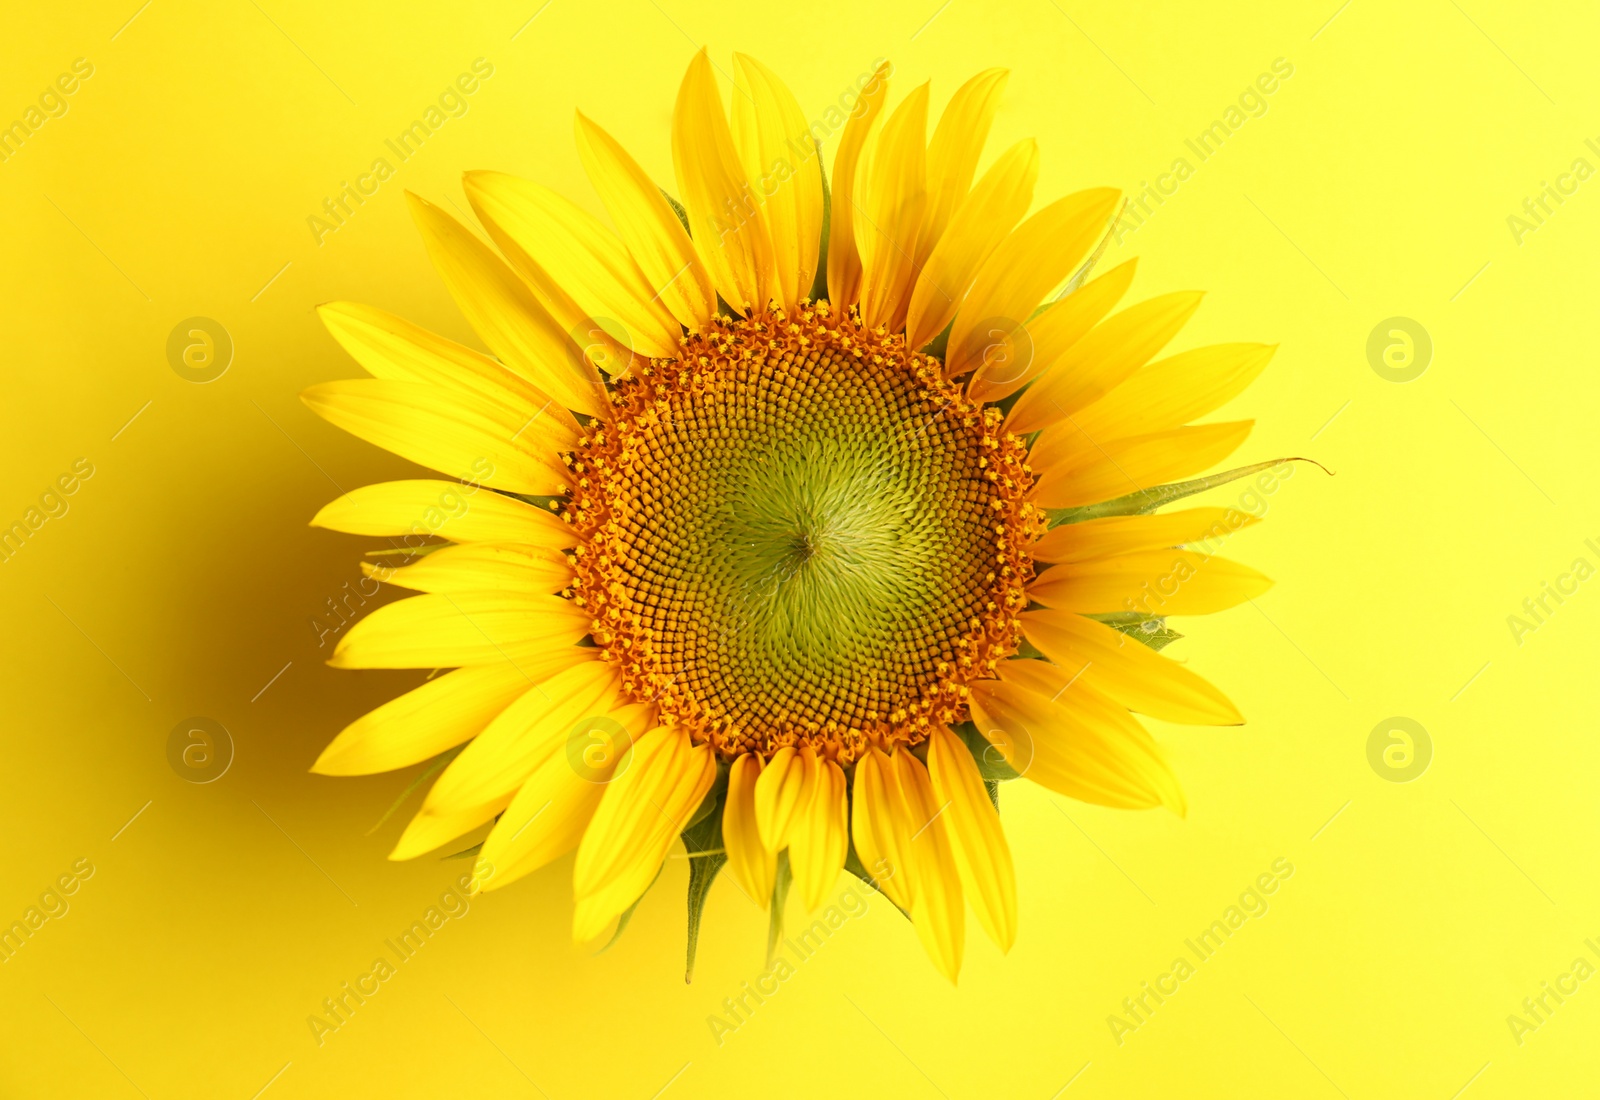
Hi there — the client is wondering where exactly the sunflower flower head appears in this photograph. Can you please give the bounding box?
[304,50,1284,982]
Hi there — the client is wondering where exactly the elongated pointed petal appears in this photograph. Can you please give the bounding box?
[572,727,715,941]
[476,703,654,891]
[969,662,1186,814]
[892,750,964,983]
[788,751,848,912]
[753,745,806,849]
[363,541,571,596]
[944,187,1121,378]
[464,170,683,359]
[1032,508,1259,564]
[317,302,580,436]
[421,658,621,813]
[927,725,1016,952]
[1031,421,1255,509]
[850,748,915,909]
[301,378,572,496]
[390,793,512,861]
[672,50,774,315]
[731,54,823,312]
[906,139,1038,351]
[723,754,777,907]
[406,192,606,417]
[312,662,538,776]
[1072,343,1279,439]
[575,111,716,331]
[967,257,1137,403]
[826,62,892,309]
[1022,608,1244,725]
[310,479,574,549]
[328,592,591,669]
[915,69,1009,277]
[476,758,601,892]
[1006,290,1204,435]
[1026,550,1273,616]
[857,84,928,331]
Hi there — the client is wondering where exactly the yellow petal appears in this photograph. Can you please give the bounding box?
[390,793,511,861]
[825,62,892,309]
[317,301,581,437]
[327,592,591,669]
[915,69,1009,278]
[421,658,621,814]
[406,192,606,418]
[572,728,715,941]
[312,662,537,776]
[856,83,928,332]
[787,750,848,912]
[1022,608,1244,725]
[1032,508,1259,564]
[476,760,599,893]
[363,541,572,596]
[310,479,574,549]
[849,748,914,909]
[1005,290,1204,435]
[905,139,1038,351]
[722,754,777,907]
[672,50,774,315]
[967,257,1137,404]
[969,662,1185,814]
[1071,343,1278,440]
[1026,550,1273,616]
[753,745,806,849]
[463,170,682,359]
[1031,420,1254,509]
[944,187,1121,379]
[731,54,823,312]
[301,379,572,496]
[475,702,654,892]
[575,111,716,331]
[892,750,964,983]
[926,725,1016,952]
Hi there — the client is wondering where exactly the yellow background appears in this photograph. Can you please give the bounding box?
[3,0,1597,1096]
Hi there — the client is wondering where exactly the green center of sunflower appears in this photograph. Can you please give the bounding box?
[565,305,1038,763]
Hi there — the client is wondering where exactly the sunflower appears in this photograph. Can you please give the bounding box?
[304,50,1283,981]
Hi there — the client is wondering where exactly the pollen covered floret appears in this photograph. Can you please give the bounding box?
[564,303,1042,764]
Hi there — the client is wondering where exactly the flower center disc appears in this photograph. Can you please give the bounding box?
[567,306,1037,763]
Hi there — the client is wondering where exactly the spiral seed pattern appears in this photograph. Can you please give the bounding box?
[564,304,1040,763]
